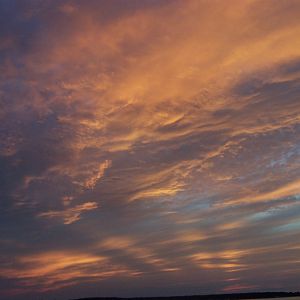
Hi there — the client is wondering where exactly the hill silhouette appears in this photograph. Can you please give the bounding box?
[72,291,300,300]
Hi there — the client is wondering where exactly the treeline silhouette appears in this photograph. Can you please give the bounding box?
[72,291,300,300]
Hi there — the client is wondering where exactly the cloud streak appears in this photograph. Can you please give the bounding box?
[38,202,98,224]
[0,0,300,299]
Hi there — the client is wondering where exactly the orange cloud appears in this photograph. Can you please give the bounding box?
[0,251,137,293]
[2,0,300,297]
[224,179,300,206]
[38,202,98,224]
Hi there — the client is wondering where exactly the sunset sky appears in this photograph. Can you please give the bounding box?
[1,0,300,299]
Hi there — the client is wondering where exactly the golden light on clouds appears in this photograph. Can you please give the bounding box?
[1,0,300,298]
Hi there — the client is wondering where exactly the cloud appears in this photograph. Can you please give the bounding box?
[223,179,300,206]
[1,0,300,298]
[38,202,98,224]
[0,250,138,294]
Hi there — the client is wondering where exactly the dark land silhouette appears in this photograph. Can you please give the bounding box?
[72,291,300,300]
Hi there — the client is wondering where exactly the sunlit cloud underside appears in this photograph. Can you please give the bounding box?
[1,0,300,299]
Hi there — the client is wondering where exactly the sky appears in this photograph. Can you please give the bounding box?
[0,0,300,299]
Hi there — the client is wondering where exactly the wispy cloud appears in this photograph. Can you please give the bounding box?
[38,202,98,224]
[1,0,300,298]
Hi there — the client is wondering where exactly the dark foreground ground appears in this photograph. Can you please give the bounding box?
[72,291,300,300]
